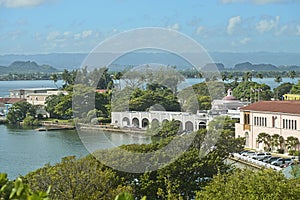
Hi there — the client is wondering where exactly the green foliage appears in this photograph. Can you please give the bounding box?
[23,116,39,126]
[152,119,181,137]
[196,169,300,200]
[273,82,294,99]
[256,132,271,151]
[291,80,300,94]
[0,173,49,200]
[286,136,300,151]
[7,101,36,124]
[24,156,132,200]
[232,81,273,102]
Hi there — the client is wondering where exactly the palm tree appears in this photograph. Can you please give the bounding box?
[288,70,296,80]
[270,134,284,151]
[221,72,227,82]
[256,132,271,151]
[286,136,299,151]
[243,72,252,82]
[256,73,263,83]
[50,74,58,88]
[274,75,282,84]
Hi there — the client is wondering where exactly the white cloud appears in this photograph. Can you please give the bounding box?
[227,16,241,35]
[46,31,60,41]
[256,16,279,33]
[196,26,205,35]
[240,37,250,44]
[167,23,180,31]
[81,30,92,38]
[221,0,295,4]
[0,0,49,8]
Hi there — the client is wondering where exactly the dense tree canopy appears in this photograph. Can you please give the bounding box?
[6,101,36,124]
[232,81,273,102]
[196,169,300,200]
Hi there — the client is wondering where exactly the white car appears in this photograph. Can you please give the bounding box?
[251,152,271,161]
[271,158,293,166]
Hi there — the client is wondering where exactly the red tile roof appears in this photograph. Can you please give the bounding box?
[240,101,300,114]
[0,98,26,104]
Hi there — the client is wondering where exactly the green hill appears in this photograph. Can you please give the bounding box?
[0,61,58,75]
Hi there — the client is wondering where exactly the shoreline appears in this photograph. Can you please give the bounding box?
[78,124,147,135]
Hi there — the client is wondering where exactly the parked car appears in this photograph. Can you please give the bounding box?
[271,158,293,166]
[263,156,281,163]
[251,152,271,161]
[281,160,300,168]
[239,150,250,155]
[241,151,256,157]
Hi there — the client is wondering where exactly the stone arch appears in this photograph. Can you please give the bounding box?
[199,121,206,129]
[174,120,183,131]
[162,119,169,125]
[185,121,194,131]
[142,118,149,128]
[122,117,130,127]
[132,118,139,128]
[151,118,160,127]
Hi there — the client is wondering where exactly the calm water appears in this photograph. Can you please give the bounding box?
[0,125,151,179]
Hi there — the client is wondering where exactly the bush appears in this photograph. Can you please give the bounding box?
[288,150,296,156]
[23,116,35,126]
[98,117,111,124]
[277,149,284,154]
[288,150,300,156]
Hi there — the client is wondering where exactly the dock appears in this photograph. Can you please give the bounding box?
[36,121,75,131]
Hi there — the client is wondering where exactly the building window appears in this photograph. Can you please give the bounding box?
[265,118,267,127]
[295,120,297,130]
[243,112,250,131]
[283,119,285,129]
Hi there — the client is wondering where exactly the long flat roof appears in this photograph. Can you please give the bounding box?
[10,88,57,92]
[240,101,300,115]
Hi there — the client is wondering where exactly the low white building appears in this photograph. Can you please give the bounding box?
[111,110,208,131]
[235,101,300,150]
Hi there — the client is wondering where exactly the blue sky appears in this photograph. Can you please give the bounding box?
[0,0,300,54]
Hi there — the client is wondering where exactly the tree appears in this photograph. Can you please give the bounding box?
[196,169,300,199]
[256,72,263,80]
[232,81,273,102]
[274,75,282,84]
[256,132,271,151]
[273,82,294,100]
[288,70,296,80]
[286,136,299,151]
[291,80,300,94]
[270,134,284,151]
[24,156,132,200]
[0,173,49,200]
[50,74,58,88]
[6,101,36,124]
[242,71,252,82]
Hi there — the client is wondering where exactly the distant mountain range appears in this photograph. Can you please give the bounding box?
[1,52,300,71]
[0,61,58,75]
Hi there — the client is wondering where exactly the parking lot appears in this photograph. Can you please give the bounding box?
[233,150,300,171]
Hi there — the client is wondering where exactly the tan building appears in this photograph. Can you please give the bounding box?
[235,101,300,150]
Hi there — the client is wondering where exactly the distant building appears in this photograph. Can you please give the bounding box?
[10,88,68,117]
[210,89,249,119]
[283,94,300,101]
[235,101,300,150]
[10,88,58,99]
[0,98,26,116]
